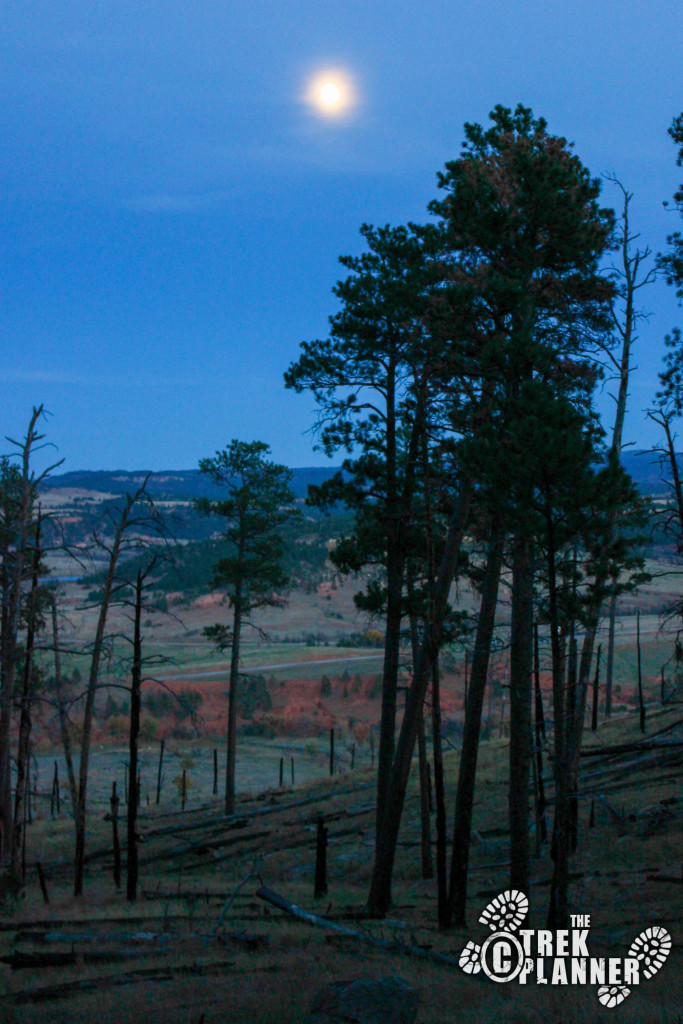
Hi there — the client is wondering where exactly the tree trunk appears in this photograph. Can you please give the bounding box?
[127,570,143,901]
[546,511,569,929]
[375,571,402,838]
[375,355,399,838]
[225,597,242,815]
[636,611,645,734]
[447,529,504,926]
[430,658,448,928]
[591,645,601,732]
[604,581,617,718]
[50,596,78,820]
[407,602,433,882]
[565,186,646,864]
[508,532,534,896]
[533,623,545,741]
[658,413,683,542]
[366,477,474,916]
[0,408,43,863]
[533,628,547,847]
[11,697,32,880]
[417,704,433,880]
[74,483,147,896]
[11,511,42,878]
[374,375,422,842]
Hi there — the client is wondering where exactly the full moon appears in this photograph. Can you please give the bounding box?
[306,70,355,117]
[320,82,341,107]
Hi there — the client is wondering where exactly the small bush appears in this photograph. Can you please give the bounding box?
[140,718,159,740]
[175,688,203,721]
[368,674,383,699]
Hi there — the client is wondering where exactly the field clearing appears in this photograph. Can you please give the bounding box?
[2,706,681,1023]
[30,735,368,845]
[9,545,683,1020]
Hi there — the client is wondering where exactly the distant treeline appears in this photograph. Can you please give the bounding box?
[86,509,354,599]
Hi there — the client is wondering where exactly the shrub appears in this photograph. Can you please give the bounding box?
[237,675,272,719]
[240,721,276,739]
[140,718,159,740]
[368,674,383,699]
[175,688,203,721]
[103,694,120,719]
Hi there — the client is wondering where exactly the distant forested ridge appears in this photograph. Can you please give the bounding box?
[40,453,679,500]
[39,466,342,501]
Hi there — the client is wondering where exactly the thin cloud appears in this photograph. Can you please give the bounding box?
[126,189,237,214]
[2,368,270,388]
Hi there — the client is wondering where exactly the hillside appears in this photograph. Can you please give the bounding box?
[39,466,341,502]
[39,451,679,502]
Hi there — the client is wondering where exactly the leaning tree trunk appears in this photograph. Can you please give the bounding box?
[49,595,78,820]
[74,483,147,896]
[374,384,422,849]
[447,527,504,926]
[366,476,474,917]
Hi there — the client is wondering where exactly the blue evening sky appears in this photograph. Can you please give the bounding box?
[1,0,682,472]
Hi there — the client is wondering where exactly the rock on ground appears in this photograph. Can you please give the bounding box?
[304,975,419,1024]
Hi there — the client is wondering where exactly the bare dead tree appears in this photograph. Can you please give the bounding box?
[0,407,62,867]
[72,477,163,896]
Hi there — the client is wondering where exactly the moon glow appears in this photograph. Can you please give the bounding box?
[306,70,355,117]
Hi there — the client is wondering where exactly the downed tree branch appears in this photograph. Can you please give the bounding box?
[255,884,461,968]
[214,860,263,935]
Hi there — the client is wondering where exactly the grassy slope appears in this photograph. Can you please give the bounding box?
[1,705,681,1024]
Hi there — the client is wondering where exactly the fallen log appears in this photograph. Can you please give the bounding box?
[135,828,272,867]
[16,930,173,945]
[0,915,188,934]
[580,738,683,758]
[475,873,585,899]
[219,930,268,950]
[255,884,461,968]
[12,959,236,1004]
[141,888,238,901]
[141,782,375,843]
[2,949,147,970]
[579,769,683,798]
